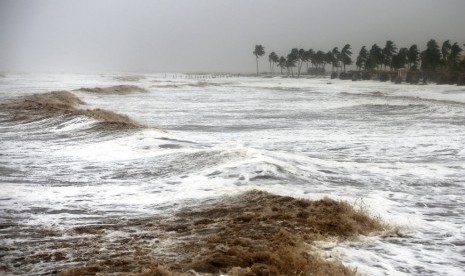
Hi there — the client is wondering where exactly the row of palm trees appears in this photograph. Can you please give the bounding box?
[253,39,464,77]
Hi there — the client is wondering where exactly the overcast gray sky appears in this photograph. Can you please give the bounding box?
[1,0,464,73]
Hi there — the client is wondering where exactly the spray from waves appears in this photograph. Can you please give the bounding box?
[75,85,147,95]
[0,90,143,128]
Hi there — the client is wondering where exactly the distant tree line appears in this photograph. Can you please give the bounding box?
[253,40,465,84]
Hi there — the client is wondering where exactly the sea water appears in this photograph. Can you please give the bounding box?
[0,73,464,275]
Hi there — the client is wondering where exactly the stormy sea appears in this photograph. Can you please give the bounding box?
[0,73,464,275]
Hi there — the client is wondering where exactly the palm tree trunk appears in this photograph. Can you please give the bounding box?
[256,57,259,76]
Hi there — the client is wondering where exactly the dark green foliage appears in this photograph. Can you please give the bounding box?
[253,45,265,76]
[379,72,390,82]
[421,39,441,72]
[356,46,368,70]
[391,48,408,70]
[406,71,420,84]
[382,40,397,70]
[277,56,287,75]
[286,49,299,76]
[407,45,419,70]
[448,42,463,70]
[367,44,382,71]
[314,50,327,69]
[268,52,279,73]
[341,44,352,72]
[256,38,464,82]
[330,47,340,72]
[297,48,307,78]
[339,72,353,80]
[441,40,452,68]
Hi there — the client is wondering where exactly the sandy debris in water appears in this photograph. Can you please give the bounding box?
[0,90,143,128]
[75,85,147,95]
[0,190,386,275]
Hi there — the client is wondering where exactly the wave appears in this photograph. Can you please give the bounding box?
[0,91,143,129]
[330,103,430,114]
[151,81,231,89]
[151,83,181,88]
[48,190,383,275]
[340,91,465,107]
[79,109,142,128]
[75,85,147,95]
[188,81,223,87]
[113,75,146,82]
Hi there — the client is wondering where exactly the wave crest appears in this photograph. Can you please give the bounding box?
[0,91,142,128]
[76,85,147,95]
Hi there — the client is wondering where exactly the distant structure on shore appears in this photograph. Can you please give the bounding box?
[254,39,465,85]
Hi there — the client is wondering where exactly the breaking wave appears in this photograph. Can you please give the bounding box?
[0,91,143,128]
[151,81,230,89]
[113,75,146,82]
[340,91,465,106]
[75,85,147,95]
[5,190,383,275]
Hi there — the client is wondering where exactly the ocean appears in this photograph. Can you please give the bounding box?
[0,73,464,275]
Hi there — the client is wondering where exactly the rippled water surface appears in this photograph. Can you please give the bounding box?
[1,74,464,275]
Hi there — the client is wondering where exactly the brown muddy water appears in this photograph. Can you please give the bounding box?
[2,190,384,275]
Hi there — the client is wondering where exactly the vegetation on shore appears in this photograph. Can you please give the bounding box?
[254,39,465,84]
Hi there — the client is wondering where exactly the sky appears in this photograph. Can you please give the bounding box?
[1,0,465,73]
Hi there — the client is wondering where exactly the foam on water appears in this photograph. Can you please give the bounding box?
[1,74,465,275]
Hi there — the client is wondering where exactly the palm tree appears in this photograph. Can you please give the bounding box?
[303,50,312,73]
[307,49,315,71]
[356,46,368,71]
[421,39,441,72]
[286,50,298,77]
[407,44,419,70]
[382,40,397,70]
[277,56,287,75]
[392,48,408,70]
[331,47,340,72]
[441,40,451,69]
[314,50,326,70]
[340,44,352,72]
[297,48,307,78]
[253,45,265,76]
[368,44,383,71]
[325,51,333,71]
[449,42,463,70]
[268,52,278,74]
